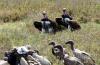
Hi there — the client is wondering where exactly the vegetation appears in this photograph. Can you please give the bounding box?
[0,0,100,65]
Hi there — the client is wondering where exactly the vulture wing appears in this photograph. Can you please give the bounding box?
[68,21,81,30]
[34,21,42,31]
[55,18,68,31]
[81,51,95,64]
[74,49,95,65]
[55,18,63,25]
[56,18,68,27]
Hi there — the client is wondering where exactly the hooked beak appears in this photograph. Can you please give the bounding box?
[65,42,69,44]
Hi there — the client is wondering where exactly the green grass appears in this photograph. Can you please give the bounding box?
[0,0,100,65]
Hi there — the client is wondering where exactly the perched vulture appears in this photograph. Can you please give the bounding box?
[40,11,57,33]
[65,40,95,65]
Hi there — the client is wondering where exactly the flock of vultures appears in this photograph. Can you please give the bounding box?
[1,41,95,65]
[0,8,95,65]
[34,8,81,34]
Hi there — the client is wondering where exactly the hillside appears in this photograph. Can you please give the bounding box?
[0,0,100,65]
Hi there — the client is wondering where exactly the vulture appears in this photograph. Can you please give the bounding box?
[53,43,84,65]
[33,11,57,33]
[55,8,81,31]
[49,41,67,60]
[65,40,95,65]
[32,50,51,65]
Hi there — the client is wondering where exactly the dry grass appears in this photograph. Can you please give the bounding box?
[0,0,100,22]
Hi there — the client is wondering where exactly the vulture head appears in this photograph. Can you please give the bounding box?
[42,11,46,15]
[49,41,56,46]
[53,45,65,59]
[62,8,68,14]
[54,45,64,53]
[65,40,75,50]
[63,8,66,12]
[65,40,74,45]
[42,11,48,18]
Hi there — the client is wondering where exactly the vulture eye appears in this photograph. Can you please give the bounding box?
[54,48,60,53]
